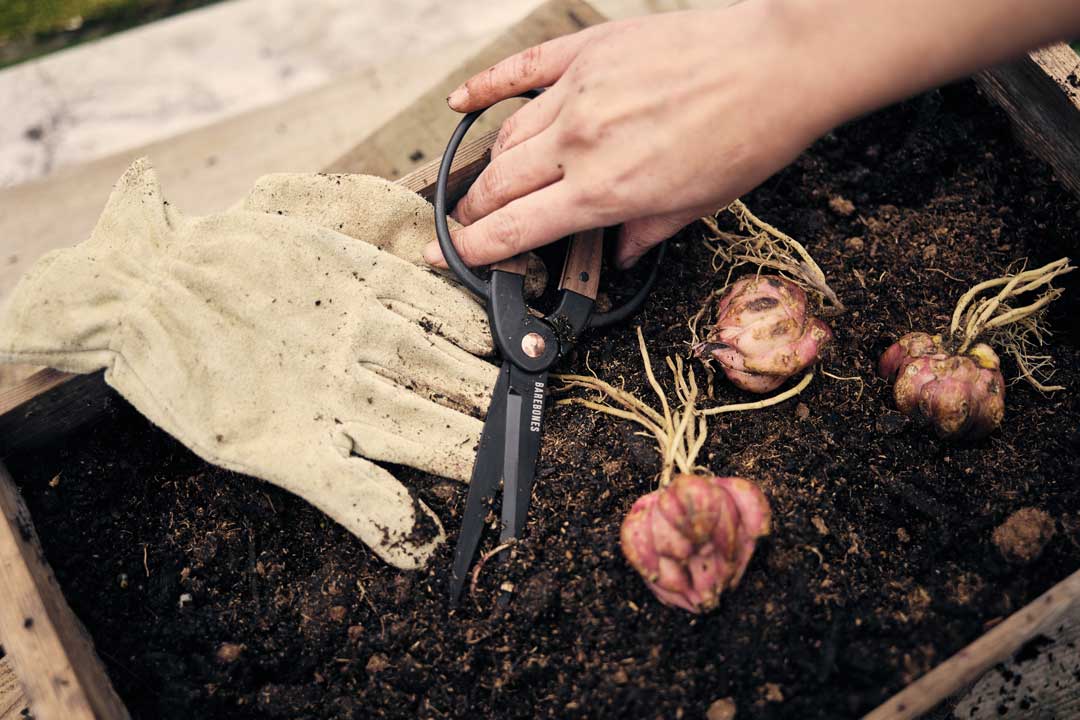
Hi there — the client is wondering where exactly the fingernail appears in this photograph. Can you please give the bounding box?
[447,85,470,110]
[423,241,444,266]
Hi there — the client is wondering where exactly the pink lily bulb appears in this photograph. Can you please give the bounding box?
[693,275,832,393]
[620,474,771,614]
[879,332,1005,440]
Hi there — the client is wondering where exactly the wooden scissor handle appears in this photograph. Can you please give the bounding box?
[491,254,529,275]
[491,226,604,290]
[558,228,603,300]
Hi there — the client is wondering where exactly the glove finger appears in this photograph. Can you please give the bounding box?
[240,173,435,265]
[350,306,497,417]
[359,258,495,358]
[241,173,485,292]
[240,173,548,301]
[158,211,495,414]
[103,360,448,570]
[0,158,178,373]
[381,289,493,359]
[334,370,484,483]
[90,157,179,255]
[315,446,447,569]
[174,208,492,358]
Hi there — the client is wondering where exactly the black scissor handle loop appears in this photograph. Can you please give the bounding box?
[587,241,666,328]
[434,90,543,300]
[434,89,664,318]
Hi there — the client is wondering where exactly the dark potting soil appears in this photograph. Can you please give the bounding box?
[6,80,1080,719]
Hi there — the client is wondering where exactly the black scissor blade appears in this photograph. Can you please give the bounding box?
[449,362,510,605]
[500,365,549,542]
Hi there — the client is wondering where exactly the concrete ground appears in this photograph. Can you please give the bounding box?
[1,0,539,187]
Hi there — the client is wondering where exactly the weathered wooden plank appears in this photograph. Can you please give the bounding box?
[0,658,27,720]
[0,460,129,720]
[0,368,74,417]
[953,609,1080,719]
[325,0,607,177]
[0,371,110,459]
[976,43,1080,198]
[400,128,498,204]
[865,568,1080,720]
[0,366,39,395]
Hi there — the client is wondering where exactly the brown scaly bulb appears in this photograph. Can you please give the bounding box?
[879,332,1005,440]
[881,258,1076,440]
[558,330,785,615]
[620,474,771,613]
[693,275,832,393]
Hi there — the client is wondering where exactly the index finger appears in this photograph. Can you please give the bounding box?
[425,182,590,268]
[447,28,597,112]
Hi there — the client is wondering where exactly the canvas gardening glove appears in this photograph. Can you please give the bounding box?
[0,159,500,569]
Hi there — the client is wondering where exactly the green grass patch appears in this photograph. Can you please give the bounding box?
[0,0,223,68]
[0,1,133,41]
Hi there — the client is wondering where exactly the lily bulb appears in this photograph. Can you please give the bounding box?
[693,275,832,393]
[620,474,771,614]
[879,332,1005,440]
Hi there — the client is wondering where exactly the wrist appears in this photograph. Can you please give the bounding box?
[775,0,1080,130]
[747,0,864,137]
[762,0,914,132]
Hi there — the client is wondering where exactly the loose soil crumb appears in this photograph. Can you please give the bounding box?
[707,697,737,720]
[828,195,856,216]
[992,507,1057,564]
[216,642,244,664]
[7,80,1080,719]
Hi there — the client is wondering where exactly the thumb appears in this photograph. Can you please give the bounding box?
[615,209,703,269]
[322,440,448,569]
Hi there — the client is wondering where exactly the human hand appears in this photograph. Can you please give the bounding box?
[424,0,1080,272]
[423,2,840,270]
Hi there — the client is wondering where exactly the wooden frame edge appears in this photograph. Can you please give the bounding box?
[865,568,1080,719]
[0,460,130,719]
[975,42,1080,199]
[2,33,1077,720]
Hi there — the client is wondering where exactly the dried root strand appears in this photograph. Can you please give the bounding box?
[666,355,709,478]
[556,328,695,487]
[555,327,813,486]
[699,371,814,415]
[687,287,722,350]
[1001,314,1067,393]
[469,539,516,605]
[948,257,1074,392]
[951,258,1072,343]
[702,199,845,315]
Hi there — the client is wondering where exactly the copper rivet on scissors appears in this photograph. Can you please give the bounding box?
[521,332,546,358]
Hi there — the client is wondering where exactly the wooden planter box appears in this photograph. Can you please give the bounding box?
[2,9,1079,717]
[0,127,505,720]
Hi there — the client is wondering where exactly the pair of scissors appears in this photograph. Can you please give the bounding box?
[434,91,664,606]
